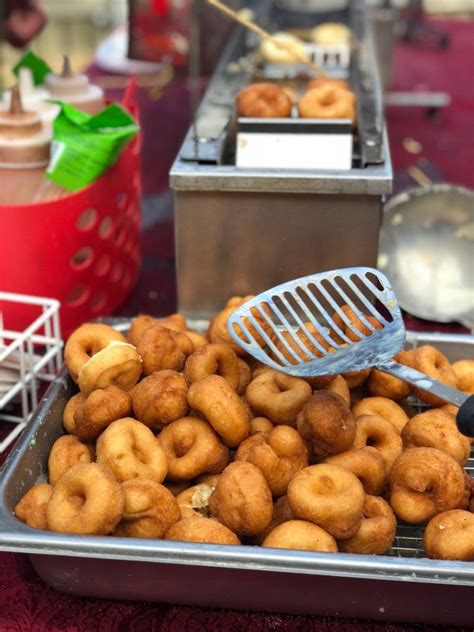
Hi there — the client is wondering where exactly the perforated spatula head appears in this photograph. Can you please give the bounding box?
[227,267,406,377]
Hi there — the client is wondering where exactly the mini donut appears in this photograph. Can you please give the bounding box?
[246,369,312,426]
[47,463,124,535]
[389,447,465,524]
[323,375,350,406]
[77,341,142,396]
[296,391,356,457]
[287,464,365,540]
[331,306,383,344]
[48,435,94,485]
[298,85,356,122]
[263,520,337,553]
[401,409,471,466]
[96,417,168,484]
[341,368,371,389]
[184,343,240,390]
[157,313,187,333]
[236,425,308,497]
[185,331,209,351]
[367,351,412,401]
[338,496,396,555]
[64,323,127,382]
[128,314,158,346]
[131,370,189,430]
[400,345,457,406]
[237,359,252,395]
[424,510,474,561]
[452,359,474,394]
[63,393,85,434]
[209,462,273,537]
[187,375,250,447]
[352,397,409,433]
[311,22,351,46]
[137,325,193,376]
[273,321,333,367]
[237,82,293,119]
[165,516,240,546]
[15,483,53,530]
[323,447,386,496]
[309,77,350,91]
[259,32,308,64]
[176,483,216,519]
[158,417,229,481]
[250,417,274,435]
[113,479,181,539]
[353,414,403,473]
[74,385,132,441]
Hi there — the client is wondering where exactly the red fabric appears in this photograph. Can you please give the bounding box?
[1,17,473,632]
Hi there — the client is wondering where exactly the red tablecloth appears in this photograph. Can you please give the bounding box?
[1,17,473,632]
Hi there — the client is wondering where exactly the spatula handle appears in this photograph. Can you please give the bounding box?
[377,360,474,437]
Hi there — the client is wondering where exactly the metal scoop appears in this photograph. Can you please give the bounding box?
[227,267,474,437]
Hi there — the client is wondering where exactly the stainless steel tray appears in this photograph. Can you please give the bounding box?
[1,332,473,626]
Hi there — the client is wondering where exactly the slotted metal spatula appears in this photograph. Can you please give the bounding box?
[227,267,474,437]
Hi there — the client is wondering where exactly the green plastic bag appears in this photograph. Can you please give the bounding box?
[13,51,52,86]
[47,102,139,192]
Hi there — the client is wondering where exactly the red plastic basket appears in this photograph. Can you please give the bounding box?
[0,83,142,338]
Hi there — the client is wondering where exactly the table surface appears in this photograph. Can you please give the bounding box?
[1,16,474,632]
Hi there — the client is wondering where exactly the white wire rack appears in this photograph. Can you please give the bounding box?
[0,292,63,453]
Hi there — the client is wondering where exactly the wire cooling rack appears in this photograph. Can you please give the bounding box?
[0,292,63,453]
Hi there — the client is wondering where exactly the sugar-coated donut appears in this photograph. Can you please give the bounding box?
[114,479,180,538]
[353,414,403,473]
[209,462,273,537]
[352,397,409,433]
[424,510,474,561]
[263,520,338,553]
[338,496,396,555]
[165,516,240,546]
[259,32,308,64]
[137,325,193,376]
[287,464,365,540]
[298,85,356,122]
[96,417,168,483]
[48,435,94,485]
[15,483,53,530]
[47,463,124,535]
[74,386,132,441]
[158,417,228,481]
[237,82,293,118]
[323,446,386,496]
[176,483,216,519]
[452,359,474,394]
[184,343,240,390]
[77,341,142,396]
[389,447,465,524]
[132,370,189,430]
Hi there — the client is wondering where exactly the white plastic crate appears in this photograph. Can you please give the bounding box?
[0,292,63,453]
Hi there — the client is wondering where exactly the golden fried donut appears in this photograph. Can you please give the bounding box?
[323,375,350,406]
[352,397,409,433]
[338,496,396,555]
[64,323,127,382]
[185,331,209,351]
[273,322,333,367]
[246,369,312,426]
[96,418,168,483]
[184,343,240,390]
[158,417,228,481]
[353,414,402,473]
[209,462,273,537]
[165,516,240,546]
[158,313,187,332]
[187,375,250,447]
[400,345,457,406]
[452,359,474,394]
[367,351,412,401]
[137,325,193,376]
[309,77,349,91]
[63,392,85,434]
[77,341,142,396]
[74,385,132,441]
[236,425,308,497]
[287,464,365,540]
[237,359,252,395]
[128,314,158,346]
[424,510,474,561]
[296,391,356,457]
[113,479,180,538]
[331,306,383,344]
[250,417,274,435]
[311,22,351,46]
[259,32,308,64]
[48,435,94,485]
[323,447,386,496]
[195,473,221,487]
[176,483,216,519]
[15,483,53,530]
[47,463,124,535]
[401,409,471,466]
[237,82,293,119]
[342,368,371,389]
[263,520,337,553]
[131,370,188,430]
[389,447,465,524]
[298,85,356,121]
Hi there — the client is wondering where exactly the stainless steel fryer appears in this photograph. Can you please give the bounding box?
[0,332,473,626]
[170,0,393,323]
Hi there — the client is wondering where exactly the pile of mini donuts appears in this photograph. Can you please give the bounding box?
[236,77,356,123]
[15,298,474,562]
